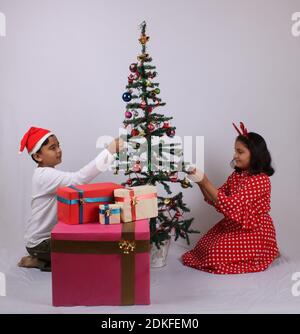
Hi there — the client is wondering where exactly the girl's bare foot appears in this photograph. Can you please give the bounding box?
[18,256,40,268]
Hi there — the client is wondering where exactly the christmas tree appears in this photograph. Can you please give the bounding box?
[115,21,199,248]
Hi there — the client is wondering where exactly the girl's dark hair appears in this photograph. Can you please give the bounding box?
[31,135,54,163]
[231,132,275,176]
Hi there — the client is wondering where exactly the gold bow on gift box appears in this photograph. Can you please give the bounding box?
[104,209,111,217]
[79,198,86,206]
[119,240,136,255]
[130,196,138,206]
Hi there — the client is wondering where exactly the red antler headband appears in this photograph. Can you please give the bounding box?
[232,122,248,138]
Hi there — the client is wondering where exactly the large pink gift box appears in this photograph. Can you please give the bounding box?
[51,220,150,306]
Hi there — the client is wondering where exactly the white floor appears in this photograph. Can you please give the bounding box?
[0,244,300,314]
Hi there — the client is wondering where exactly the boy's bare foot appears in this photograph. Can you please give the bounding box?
[18,256,40,268]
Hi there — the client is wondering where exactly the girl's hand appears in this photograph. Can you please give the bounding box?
[187,166,205,184]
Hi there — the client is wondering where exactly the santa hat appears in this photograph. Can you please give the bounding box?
[19,127,54,155]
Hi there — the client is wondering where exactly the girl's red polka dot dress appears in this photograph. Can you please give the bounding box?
[182,170,279,274]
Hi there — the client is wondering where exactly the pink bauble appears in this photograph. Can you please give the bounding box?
[140,101,147,109]
[147,123,155,131]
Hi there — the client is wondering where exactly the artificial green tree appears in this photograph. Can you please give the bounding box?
[115,21,199,248]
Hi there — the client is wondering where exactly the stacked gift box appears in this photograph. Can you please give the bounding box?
[51,182,158,306]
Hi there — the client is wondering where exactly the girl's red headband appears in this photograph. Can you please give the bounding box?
[232,122,248,138]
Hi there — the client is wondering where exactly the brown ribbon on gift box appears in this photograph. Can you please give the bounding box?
[51,222,150,305]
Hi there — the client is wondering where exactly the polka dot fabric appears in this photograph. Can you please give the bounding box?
[182,170,279,274]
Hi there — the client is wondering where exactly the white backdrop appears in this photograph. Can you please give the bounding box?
[0,0,300,263]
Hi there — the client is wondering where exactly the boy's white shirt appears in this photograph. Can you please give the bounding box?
[24,149,115,248]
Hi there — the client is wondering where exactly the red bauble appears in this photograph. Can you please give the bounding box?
[163,122,170,128]
[167,129,176,137]
[129,63,137,72]
[131,129,139,137]
[147,106,153,113]
[147,123,155,132]
[127,178,133,185]
[170,174,178,182]
[175,211,182,219]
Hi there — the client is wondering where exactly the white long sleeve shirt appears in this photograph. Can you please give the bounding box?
[25,149,115,248]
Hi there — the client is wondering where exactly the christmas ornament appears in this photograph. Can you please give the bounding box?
[175,210,182,219]
[154,88,160,94]
[134,142,141,149]
[127,178,133,185]
[146,80,153,87]
[163,122,170,128]
[164,198,171,205]
[122,92,132,102]
[137,53,149,61]
[134,72,140,80]
[167,129,176,137]
[150,90,157,97]
[181,178,191,189]
[147,123,155,132]
[147,106,153,113]
[140,101,147,109]
[139,35,149,44]
[131,129,139,137]
[125,111,132,119]
[170,173,178,182]
[129,63,137,72]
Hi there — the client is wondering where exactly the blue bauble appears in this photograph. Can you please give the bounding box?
[122,92,132,102]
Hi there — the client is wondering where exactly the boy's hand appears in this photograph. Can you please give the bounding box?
[107,137,125,154]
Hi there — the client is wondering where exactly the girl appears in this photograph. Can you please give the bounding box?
[183,122,279,274]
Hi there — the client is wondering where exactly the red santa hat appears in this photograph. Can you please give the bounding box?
[19,127,54,155]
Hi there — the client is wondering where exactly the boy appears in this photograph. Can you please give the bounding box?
[18,126,123,271]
